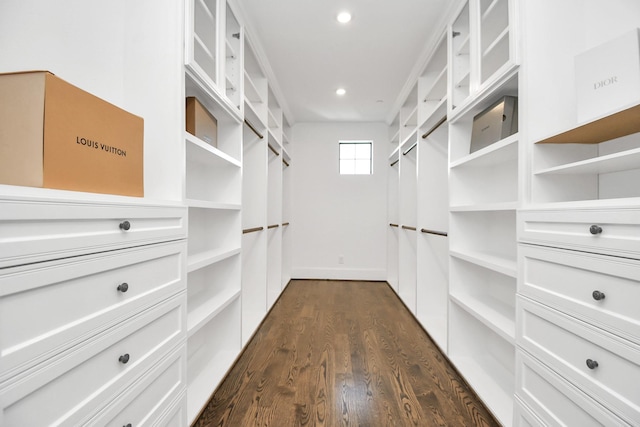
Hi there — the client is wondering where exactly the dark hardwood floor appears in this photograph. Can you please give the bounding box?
[194,280,500,426]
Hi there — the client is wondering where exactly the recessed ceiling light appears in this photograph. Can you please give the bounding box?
[336,88,346,96]
[337,11,351,23]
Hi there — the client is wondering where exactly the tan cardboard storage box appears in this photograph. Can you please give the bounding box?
[0,71,144,196]
[186,96,217,147]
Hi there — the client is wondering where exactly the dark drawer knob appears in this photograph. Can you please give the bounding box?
[589,225,602,235]
[586,359,599,370]
[123,424,132,427]
[117,283,129,293]
[119,353,130,364]
[119,220,131,231]
[592,290,605,301]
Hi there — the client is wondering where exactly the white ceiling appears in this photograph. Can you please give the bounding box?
[236,0,453,124]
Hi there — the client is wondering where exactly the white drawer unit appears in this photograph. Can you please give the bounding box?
[518,296,640,425]
[0,294,186,427]
[519,204,640,259]
[516,349,629,427]
[519,244,640,346]
[0,197,187,268]
[0,240,186,382]
[86,343,187,427]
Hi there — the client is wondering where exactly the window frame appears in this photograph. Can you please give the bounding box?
[338,140,373,175]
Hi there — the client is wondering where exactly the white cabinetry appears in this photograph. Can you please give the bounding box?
[184,0,244,421]
[0,195,188,426]
[445,1,520,424]
[517,2,640,424]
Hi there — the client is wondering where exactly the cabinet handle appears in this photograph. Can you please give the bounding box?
[123,424,132,427]
[119,353,130,364]
[586,359,599,370]
[117,282,129,293]
[592,290,605,301]
[589,225,602,235]
[119,220,131,231]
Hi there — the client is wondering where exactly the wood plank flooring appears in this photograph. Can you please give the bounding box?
[193,280,500,426]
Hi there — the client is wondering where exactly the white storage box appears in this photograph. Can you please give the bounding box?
[575,28,640,124]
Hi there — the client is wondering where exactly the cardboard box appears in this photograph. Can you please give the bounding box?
[575,28,640,124]
[470,96,518,153]
[186,97,218,147]
[0,71,144,196]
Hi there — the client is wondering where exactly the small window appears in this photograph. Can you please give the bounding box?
[339,141,372,175]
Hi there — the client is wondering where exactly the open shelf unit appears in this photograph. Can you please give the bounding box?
[447,25,519,426]
[183,0,244,422]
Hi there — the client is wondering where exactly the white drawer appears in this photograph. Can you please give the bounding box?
[516,349,629,426]
[0,294,186,427]
[520,244,640,346]
[0,241,186,382]
[86,344,186,427]
[519,205,640,259]
[518,296,640,425]
[0,197,187,268]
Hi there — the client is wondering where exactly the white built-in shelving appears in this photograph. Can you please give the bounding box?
[184,0,245,422]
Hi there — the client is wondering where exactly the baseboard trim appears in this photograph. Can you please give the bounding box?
[292,267,386,281]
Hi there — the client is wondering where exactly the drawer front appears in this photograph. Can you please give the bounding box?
[518,296,640,425]
[0,241,186,382]
[520,244,640,345]
[0,294,186,427]
[516,349,629,427]
[519,206,640,259]
[87,344,186,427]
[0,198,187,268]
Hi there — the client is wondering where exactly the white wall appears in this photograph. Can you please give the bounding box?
[291,122,388,280]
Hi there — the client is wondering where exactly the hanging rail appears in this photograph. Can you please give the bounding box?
[403,142,417,156]
[283,158,290,167]
[267,224,280,229]
[242,226,264,234]
[421,115,447,140]
[401,225,417,231]
[420,228,448,237]
[268,143,280,156]
[282,222,290,227]
[244,119,264,139]
[389,223,399,228]
[390,158,399,167]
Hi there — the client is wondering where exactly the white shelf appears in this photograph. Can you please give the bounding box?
[535,147,640,176]
[193,34,214,62]
[186,199,241,210]
[450,201,517,212]
[450,293,515,343]
[196,0,215,20]
[225,74,236,92]
[455,69,470,88]
[455,34,471,56]
[244,71,264,104]
[187,247,241,273]
[424,66,448,102]
[188,287,241,337]
[268,109,280,128]
[483,27,509,59]
[451,133,518,168]
[402,105,419,128]
[419,97,448,131]
[449,353,513,425]
[390,128,400,145]
[187,349,237,423]
[243,98,267,131]
[481,0,502,20]
[450,249,517,277]
[185,132,242,168]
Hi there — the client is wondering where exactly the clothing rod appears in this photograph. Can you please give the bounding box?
[421,115,447,140]
[390,159,399,167]
[244,119,264,139]
[267,224,280,229]
[242,226,264,234]
[403,142,417,156]
[401,225,417,231]
[420,228,448,237]
[389,223,399,227]
[268,143,280,156]
[282,222,290,227]
[283,158,290,167]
